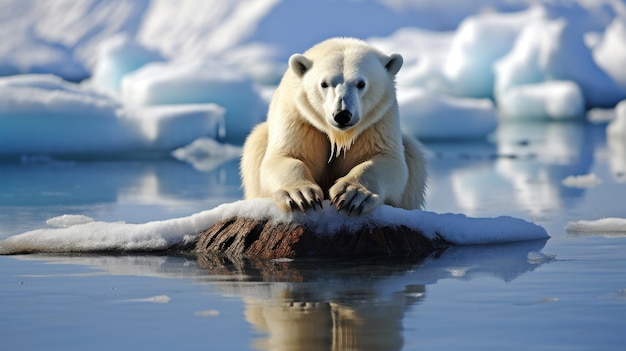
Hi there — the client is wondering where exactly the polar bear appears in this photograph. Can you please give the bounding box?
[241,37,426,215]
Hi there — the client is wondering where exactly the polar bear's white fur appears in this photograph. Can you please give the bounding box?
[241,37,426,215]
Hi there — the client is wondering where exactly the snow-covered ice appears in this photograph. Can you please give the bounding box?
[494,16,625,110]
[442,8,541,99]
[121,61,267,144]
[46,215,94,228]
[498,81,585,120]
[0,74,224,155]
[1,0,626,156]
[593,17,626,92]
[90,35,164,91]
[398,88,498,140]
[171,137,242,172]
[566,218,626,234]
[0,199,549,255]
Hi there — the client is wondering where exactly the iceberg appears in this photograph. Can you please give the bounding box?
[121,61,267,144]
[398,88,497,140]
[0,74,223,156]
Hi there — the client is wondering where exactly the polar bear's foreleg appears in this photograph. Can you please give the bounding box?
[329,155,408,215]
[261,154,324,212]
[242,122,324,212]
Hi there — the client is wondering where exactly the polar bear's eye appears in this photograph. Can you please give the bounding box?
[321,81,329,89]
[356,80,366,89]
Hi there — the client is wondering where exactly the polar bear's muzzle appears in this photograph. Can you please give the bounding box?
[333,109,353,129]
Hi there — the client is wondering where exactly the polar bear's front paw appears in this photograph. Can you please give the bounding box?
[272,184,324,213]
[330,181,381,215]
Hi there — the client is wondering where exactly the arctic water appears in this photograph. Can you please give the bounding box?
[1,119,625,351]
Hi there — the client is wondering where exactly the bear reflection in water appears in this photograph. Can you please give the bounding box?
[197,255,424,351]
[244,291,416,351]
[197,239,548,351]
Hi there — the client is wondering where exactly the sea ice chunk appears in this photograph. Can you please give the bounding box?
[91,35,164,91]
[398,88,497,140]
[498,81,585,119]
[121,61,267,143]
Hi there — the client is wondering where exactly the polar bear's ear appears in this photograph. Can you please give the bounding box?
[289,54,313,78]
[384,53,403,76]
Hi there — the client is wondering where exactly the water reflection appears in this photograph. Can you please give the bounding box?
[425,120,596,217]
[17,241,544,351]
[208,240,547,350]
[0,158,243,236]
[0,158,241,207]
[608,132,626,182]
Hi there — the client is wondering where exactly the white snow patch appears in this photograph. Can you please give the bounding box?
[0,199,549,255]
[46,215,94,228]
[566,217,626,234]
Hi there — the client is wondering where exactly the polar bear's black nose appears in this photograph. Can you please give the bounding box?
[333,110,352,126]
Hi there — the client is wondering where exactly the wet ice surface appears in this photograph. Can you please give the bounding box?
[1,121,626,350]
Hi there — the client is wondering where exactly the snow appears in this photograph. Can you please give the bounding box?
[565,218,626,234]
[398,88,498,140]
[90,35,164,91]
[442,8,541,99]
[0,74,224,155]
[498,81,585,120]
[171,138,242,172]
[593,17,626,92]
[46,215,94,228]
[1,0,626,156]
[493,17,623,110]
[121,61,267,144]
[0,199,549,255]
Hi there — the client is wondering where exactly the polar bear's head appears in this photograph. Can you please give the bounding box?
[288,38,403,155]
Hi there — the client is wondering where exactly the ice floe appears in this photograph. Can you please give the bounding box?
[0,199,549,255]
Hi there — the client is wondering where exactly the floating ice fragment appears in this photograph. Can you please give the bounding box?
[527,251,556,264]
[566,217,626,235]
[172,138,242,172]
[194,310,220,317]
[120,295,171,304]
[498,81,585,120]
[46,215,94,228]
[562,173,602,188]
